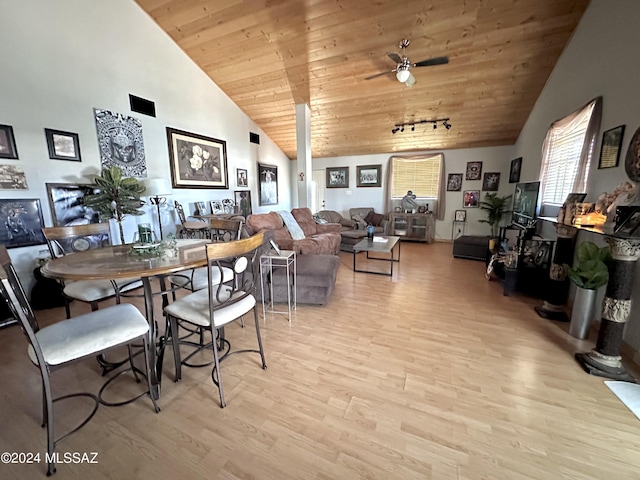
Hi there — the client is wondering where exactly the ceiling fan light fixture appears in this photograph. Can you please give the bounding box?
[396,67,410,83]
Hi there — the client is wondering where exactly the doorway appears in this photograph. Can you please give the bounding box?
[311,169,325,213]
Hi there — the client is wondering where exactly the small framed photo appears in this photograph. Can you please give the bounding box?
[0,165,28,189]
[195,201,207,216]
[482,172,500,191]
[0,124,18,159]
[237,168,248,187]
[447,173,463,191]
[234,190,252,218]
[465,161,482,181]
[598,125,625,169]
[463,190,480,208]
[45,128,81,161]
[356,164,381,187]
[326,166,349,188]
[454,210,467,222]
[258,163,278,205]
[0,198,46,248]
[509,157,522,183]
[616,210,640,236]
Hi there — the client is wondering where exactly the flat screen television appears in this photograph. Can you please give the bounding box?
[511,181,541,228]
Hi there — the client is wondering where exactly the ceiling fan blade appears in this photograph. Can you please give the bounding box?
[364,70,393,80]
[414,56,449,67]
[387,52,403,64]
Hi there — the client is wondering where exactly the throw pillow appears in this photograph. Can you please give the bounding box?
[364,210,385,226]
[352,214,367,230]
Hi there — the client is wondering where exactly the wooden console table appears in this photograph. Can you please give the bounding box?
[389,212,435,242]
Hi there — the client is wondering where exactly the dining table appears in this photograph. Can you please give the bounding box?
[40,238,211,399]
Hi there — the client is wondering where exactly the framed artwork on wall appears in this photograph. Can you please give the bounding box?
[0,165,28,189]
[356,164,381,187]
[166,127,229,189]
[447,173,463,191]
[45,129,81,162]
[465,161,482,181]
[0,198,46,248]
[463,190,480,208]
[482,172,500,191]
[0,124,18,159]
[598,125,625,169]
[237,168,248,187]
[454,210,467,222]
[94,108,146,178]
[258,163,278,206]
[509,157,522,183]
[45,183,101,226]
[234,190,252,218]
[326,166,349,188]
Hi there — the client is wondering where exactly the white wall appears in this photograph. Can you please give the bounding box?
[0,0,290,288]
[514,0,640,353]
[314,145,515,241]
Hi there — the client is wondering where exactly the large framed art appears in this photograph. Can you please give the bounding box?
[166,127,229,189]
[258,163,278,206]
[0,198,46,248]
[46,183,101,227]
[326,166,349,188]
[45,129,81,162]
[356,164,381,187]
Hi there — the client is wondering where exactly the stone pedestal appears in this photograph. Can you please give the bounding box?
[575,237,640,382]
[535,224,578,321]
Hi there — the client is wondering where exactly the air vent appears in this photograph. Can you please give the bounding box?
[249,132,260,144]
[129,94,156,117]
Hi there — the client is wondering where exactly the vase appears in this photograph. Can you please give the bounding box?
[569,286,597,339]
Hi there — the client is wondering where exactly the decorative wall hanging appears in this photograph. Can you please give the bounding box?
[482,172,500,192]
[447,173,462,191]
[0,165,28,189]
[625,125,640,181]
[166,127,228,189]
[356,164,382,187]
[94,108,146,178]
[463,190,480,208]
[0,124,18,159]
[258,163,278,205]
[465,161,482,181]
[509,157,522,183]
[0,198,46,248]
[45,183,101,226]
[235,191,252,218]
[326,166,349,188]
[598,125,625,169]
[237,168,248,187]
[45,129,81,162]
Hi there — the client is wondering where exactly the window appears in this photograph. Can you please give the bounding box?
[539,98,602,206]
[391,154,443,198]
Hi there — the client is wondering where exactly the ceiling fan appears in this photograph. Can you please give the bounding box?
[365,39,449,86]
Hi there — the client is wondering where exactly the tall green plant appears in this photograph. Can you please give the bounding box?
[83,166,145,244]
[563,241,611,290]
[478,193,512,238]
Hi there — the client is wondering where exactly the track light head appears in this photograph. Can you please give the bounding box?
[392,127,399,134]
[400,126,404,132]
[411,125,415,131]
[433,123,437,130]
[443,121,451,130]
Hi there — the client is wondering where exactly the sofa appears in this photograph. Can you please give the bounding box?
[246,207,341,255]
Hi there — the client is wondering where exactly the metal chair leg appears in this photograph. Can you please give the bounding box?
[210,326,226,408]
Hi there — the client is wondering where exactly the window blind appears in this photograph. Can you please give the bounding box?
[391,154,442,198]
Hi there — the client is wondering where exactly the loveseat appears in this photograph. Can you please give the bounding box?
[246,207,341,255]
[316,210,356,231]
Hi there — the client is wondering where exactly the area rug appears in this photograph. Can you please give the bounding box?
[605,381,640,421]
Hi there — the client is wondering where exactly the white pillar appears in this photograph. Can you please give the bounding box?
[295,103,312,208]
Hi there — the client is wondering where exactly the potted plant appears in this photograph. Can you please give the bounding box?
[563,241,611,339]
[83,166,146,244]
[478,192,512,249]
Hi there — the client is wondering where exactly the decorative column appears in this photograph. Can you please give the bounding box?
[534,224,578,321]
[575,237,640,382]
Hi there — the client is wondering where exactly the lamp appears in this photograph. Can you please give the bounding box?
[396,66,411,83]
[143,178,171,240]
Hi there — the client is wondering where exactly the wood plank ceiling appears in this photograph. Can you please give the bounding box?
[135,0,590,160]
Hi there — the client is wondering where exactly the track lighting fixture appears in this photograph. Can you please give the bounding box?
[390,117,451,134]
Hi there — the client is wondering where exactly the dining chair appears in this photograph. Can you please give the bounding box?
[41,223,142,319]
[0,245,159,476]
[164,232,267,407]
[174,200,209,239]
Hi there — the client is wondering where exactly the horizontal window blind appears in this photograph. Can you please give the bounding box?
[391,155,442,198]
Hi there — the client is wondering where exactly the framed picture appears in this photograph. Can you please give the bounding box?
[195,201,207,216]
[45,129,81,162]
[234,191,252,218]
[454,210,467,222]
[598,125,625,169]
[616,210,640,236]
[94,108,146,178]
[237,168,248,187]
[0,198,46,248]
[356,164,381,187]
[326,166,349,188]
[482,172,500,191]
[447,173,463,191]
[46,183,101,226]
[465,161,482,181]
[0,124,18,159]
[258,163,278,206]
[463,190,480,208]
[0,165,28,189]
[509,157,522,183]
[166,127,229,189]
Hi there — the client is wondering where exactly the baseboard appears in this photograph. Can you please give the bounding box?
[621,341,640,372]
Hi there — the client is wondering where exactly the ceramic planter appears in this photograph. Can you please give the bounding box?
[569,286,597,339]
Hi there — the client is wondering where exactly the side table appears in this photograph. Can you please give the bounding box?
[260,250,296,322]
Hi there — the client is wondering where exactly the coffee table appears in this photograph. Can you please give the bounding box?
[352,236,401,276]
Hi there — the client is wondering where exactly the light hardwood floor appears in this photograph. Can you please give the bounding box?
[1,242,639,479]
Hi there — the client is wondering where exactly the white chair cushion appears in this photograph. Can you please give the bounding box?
[164,287,256,328]
[169,266,233,292]
[28,303,149,366]
[63,278,142,302]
